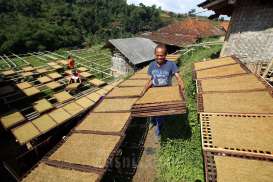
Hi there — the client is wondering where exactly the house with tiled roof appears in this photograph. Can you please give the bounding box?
[141,18,225,51]
[219,21,230,32]
[199,0,273,64]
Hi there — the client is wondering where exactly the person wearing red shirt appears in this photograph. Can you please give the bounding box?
[67,55,75,69]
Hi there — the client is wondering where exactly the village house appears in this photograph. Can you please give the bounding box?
[106,37,157,77]
[141,18,225,52]
[199,0,273,64]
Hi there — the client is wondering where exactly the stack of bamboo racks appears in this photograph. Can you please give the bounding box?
[22,66,152,181]
[22,80,129,182]
[193,56,273,182]
[22,64,188,181]
[132,86,186,117]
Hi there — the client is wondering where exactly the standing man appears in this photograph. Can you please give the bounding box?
[141,44,184,139]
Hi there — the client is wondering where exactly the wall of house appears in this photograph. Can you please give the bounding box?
[111,52,134,77]
[221,0,273,63]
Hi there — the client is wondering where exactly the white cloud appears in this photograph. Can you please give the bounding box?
[127,0,216,16]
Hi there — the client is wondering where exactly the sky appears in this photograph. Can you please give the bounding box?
[127,0,227,18]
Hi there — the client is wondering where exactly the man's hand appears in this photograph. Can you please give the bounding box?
[141,79,152,97]
[178,84,185,95]
[174,72,185,96]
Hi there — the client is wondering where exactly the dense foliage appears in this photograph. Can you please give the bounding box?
[0,0,164,54]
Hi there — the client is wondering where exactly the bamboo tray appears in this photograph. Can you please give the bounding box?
[118,79,148,87]
[21,71,34,77]
[193,56,238,71]
[1,70,16,76]
[86,92,102,102]
[22,161,102,182]
[47,133,123,169]
[132,86,186,117]
[45,81,62,90]
[11,122,40,145]
[129,73,150,80]
[36,68,48,74]
[193,63,250,80]
[47,72,62,80]
[33,99,54,113]
[75,97,95,109]
[22,66,35,72]
[132,108,186,117]
[53,91,74,103]
[102,84,115,92]
[32,114,57,134]
[95,89,108,96]
[200,113,273,158]
[51,65,63,70]
[75,112,131,135]
[89,79,106,87]
[63,102,84,116]
[106,87,143,98]
[80,72,93,79]
[77,67,88,72]
[135,86,185,105]
[197,90,273,114]
[48,108,71,124]
[22,87,41,96]
[0,111,25,129]
[93,98,138,113]
[196,74,271,93]
[16,82,32,90]
[204,151,273,182]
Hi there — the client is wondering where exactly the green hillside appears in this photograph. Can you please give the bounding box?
[0,0,164,54]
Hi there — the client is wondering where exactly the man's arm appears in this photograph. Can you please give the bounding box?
[174,72,184,89]
[141,78,152,96]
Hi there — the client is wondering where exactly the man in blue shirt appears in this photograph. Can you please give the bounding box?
[141,44,184,140]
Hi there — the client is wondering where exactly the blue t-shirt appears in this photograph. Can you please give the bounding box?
[148,60,178,87]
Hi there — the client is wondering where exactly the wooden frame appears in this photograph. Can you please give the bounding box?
[193,55,239,71]
[203,150,273,182]
[39,132,125,179]
[196,73,273,94]
[200,113,273,158]
[73,112,133,136]
[197,89,273,114]
[192,56,251,80]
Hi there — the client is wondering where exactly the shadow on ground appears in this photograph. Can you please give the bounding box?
[161,113,192,141]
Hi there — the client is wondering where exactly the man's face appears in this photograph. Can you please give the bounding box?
[155,48,167,65]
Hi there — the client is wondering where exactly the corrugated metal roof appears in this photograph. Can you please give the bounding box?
[109,37,157,65]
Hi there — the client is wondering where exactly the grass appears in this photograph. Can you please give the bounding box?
[156,44,222,182]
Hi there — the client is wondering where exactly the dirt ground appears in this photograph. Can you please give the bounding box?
[133,127,160,182]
